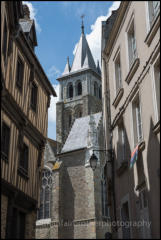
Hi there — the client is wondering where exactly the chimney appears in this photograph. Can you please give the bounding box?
[23,4,30,19]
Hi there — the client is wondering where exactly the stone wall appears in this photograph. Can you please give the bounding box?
[36,224,50,239]
[25,210,37,239]
[1,194,8,239]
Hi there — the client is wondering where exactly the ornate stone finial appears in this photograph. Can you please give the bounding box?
[23,4,30,19]
[81,14,85,34]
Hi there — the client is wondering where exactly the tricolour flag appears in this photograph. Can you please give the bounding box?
[130,145,139,169]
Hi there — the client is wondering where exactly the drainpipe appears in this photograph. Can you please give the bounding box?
[109,131,117,235]
[102,51,117,237]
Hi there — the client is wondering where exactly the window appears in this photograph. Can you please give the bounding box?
[30,82,38,111]
[19,143,29,175]
[8,207,26,239]
[121,201,131,239]
[68,83,73,98]
[115,52,122,93]
[77,81,82,96]
[118,121,126,164]
[1,122,10,162]
[132,93,143,146]
[127,20,137,68]
[153,58,160,122]
[94,82,98,97]
[76,110,82,119]
[148,1,160,28]
[139,189,148,210]
[37,169,52,219]
[16,56,24,91]
[3,18,8,62]
[99,86,102,99]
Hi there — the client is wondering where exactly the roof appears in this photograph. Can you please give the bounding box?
[61,112,102,153]
[71,32,97,73]
[61,30,101,77]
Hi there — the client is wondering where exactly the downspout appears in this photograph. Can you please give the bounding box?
[102,51,117,237]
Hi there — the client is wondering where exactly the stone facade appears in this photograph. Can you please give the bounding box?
[56,70,102,145]
[102,1,160,239]
[36,24,111,239]
[36,118,111,239]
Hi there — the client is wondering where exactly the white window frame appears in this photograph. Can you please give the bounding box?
[151,54,160,123]
[131,90,144,148]
[114,48,122,95]
[126,14,137,70]
[145,1,160,32]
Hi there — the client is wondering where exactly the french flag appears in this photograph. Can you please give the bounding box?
[130,145,139,169]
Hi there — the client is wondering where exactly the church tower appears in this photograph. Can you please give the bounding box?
[56,21,102,145]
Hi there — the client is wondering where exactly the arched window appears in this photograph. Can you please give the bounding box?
[37,168,52,220]
[75,110,82,119]
[77,82,82,96]
[99,86,102,99]
[68,83,73,98]
[78,111,82,118]
[94,82,98,97]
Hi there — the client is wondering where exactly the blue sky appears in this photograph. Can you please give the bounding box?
[25,1,120,140]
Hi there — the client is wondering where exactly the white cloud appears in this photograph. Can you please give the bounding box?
[73,1,121,65]
[48,84,60,123]
[22,1,42,33]
[47,65,61,79]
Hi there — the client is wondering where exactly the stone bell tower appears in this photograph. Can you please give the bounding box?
[56,20,102,145]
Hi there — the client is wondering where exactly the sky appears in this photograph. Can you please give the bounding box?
[24,1,120,140]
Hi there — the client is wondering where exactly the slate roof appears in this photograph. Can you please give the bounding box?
[61,112,102,153]
[70,32,98,74]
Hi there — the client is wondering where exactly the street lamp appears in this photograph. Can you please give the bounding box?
[89,149,113,171]
[89,153,98,171]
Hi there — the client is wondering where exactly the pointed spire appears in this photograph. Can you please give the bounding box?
[97,60,101,75]
[62,56,71,75]
[71,30,97,73]
[81,14,85,34]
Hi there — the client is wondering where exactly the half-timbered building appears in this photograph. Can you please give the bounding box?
[1,2,57,238]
